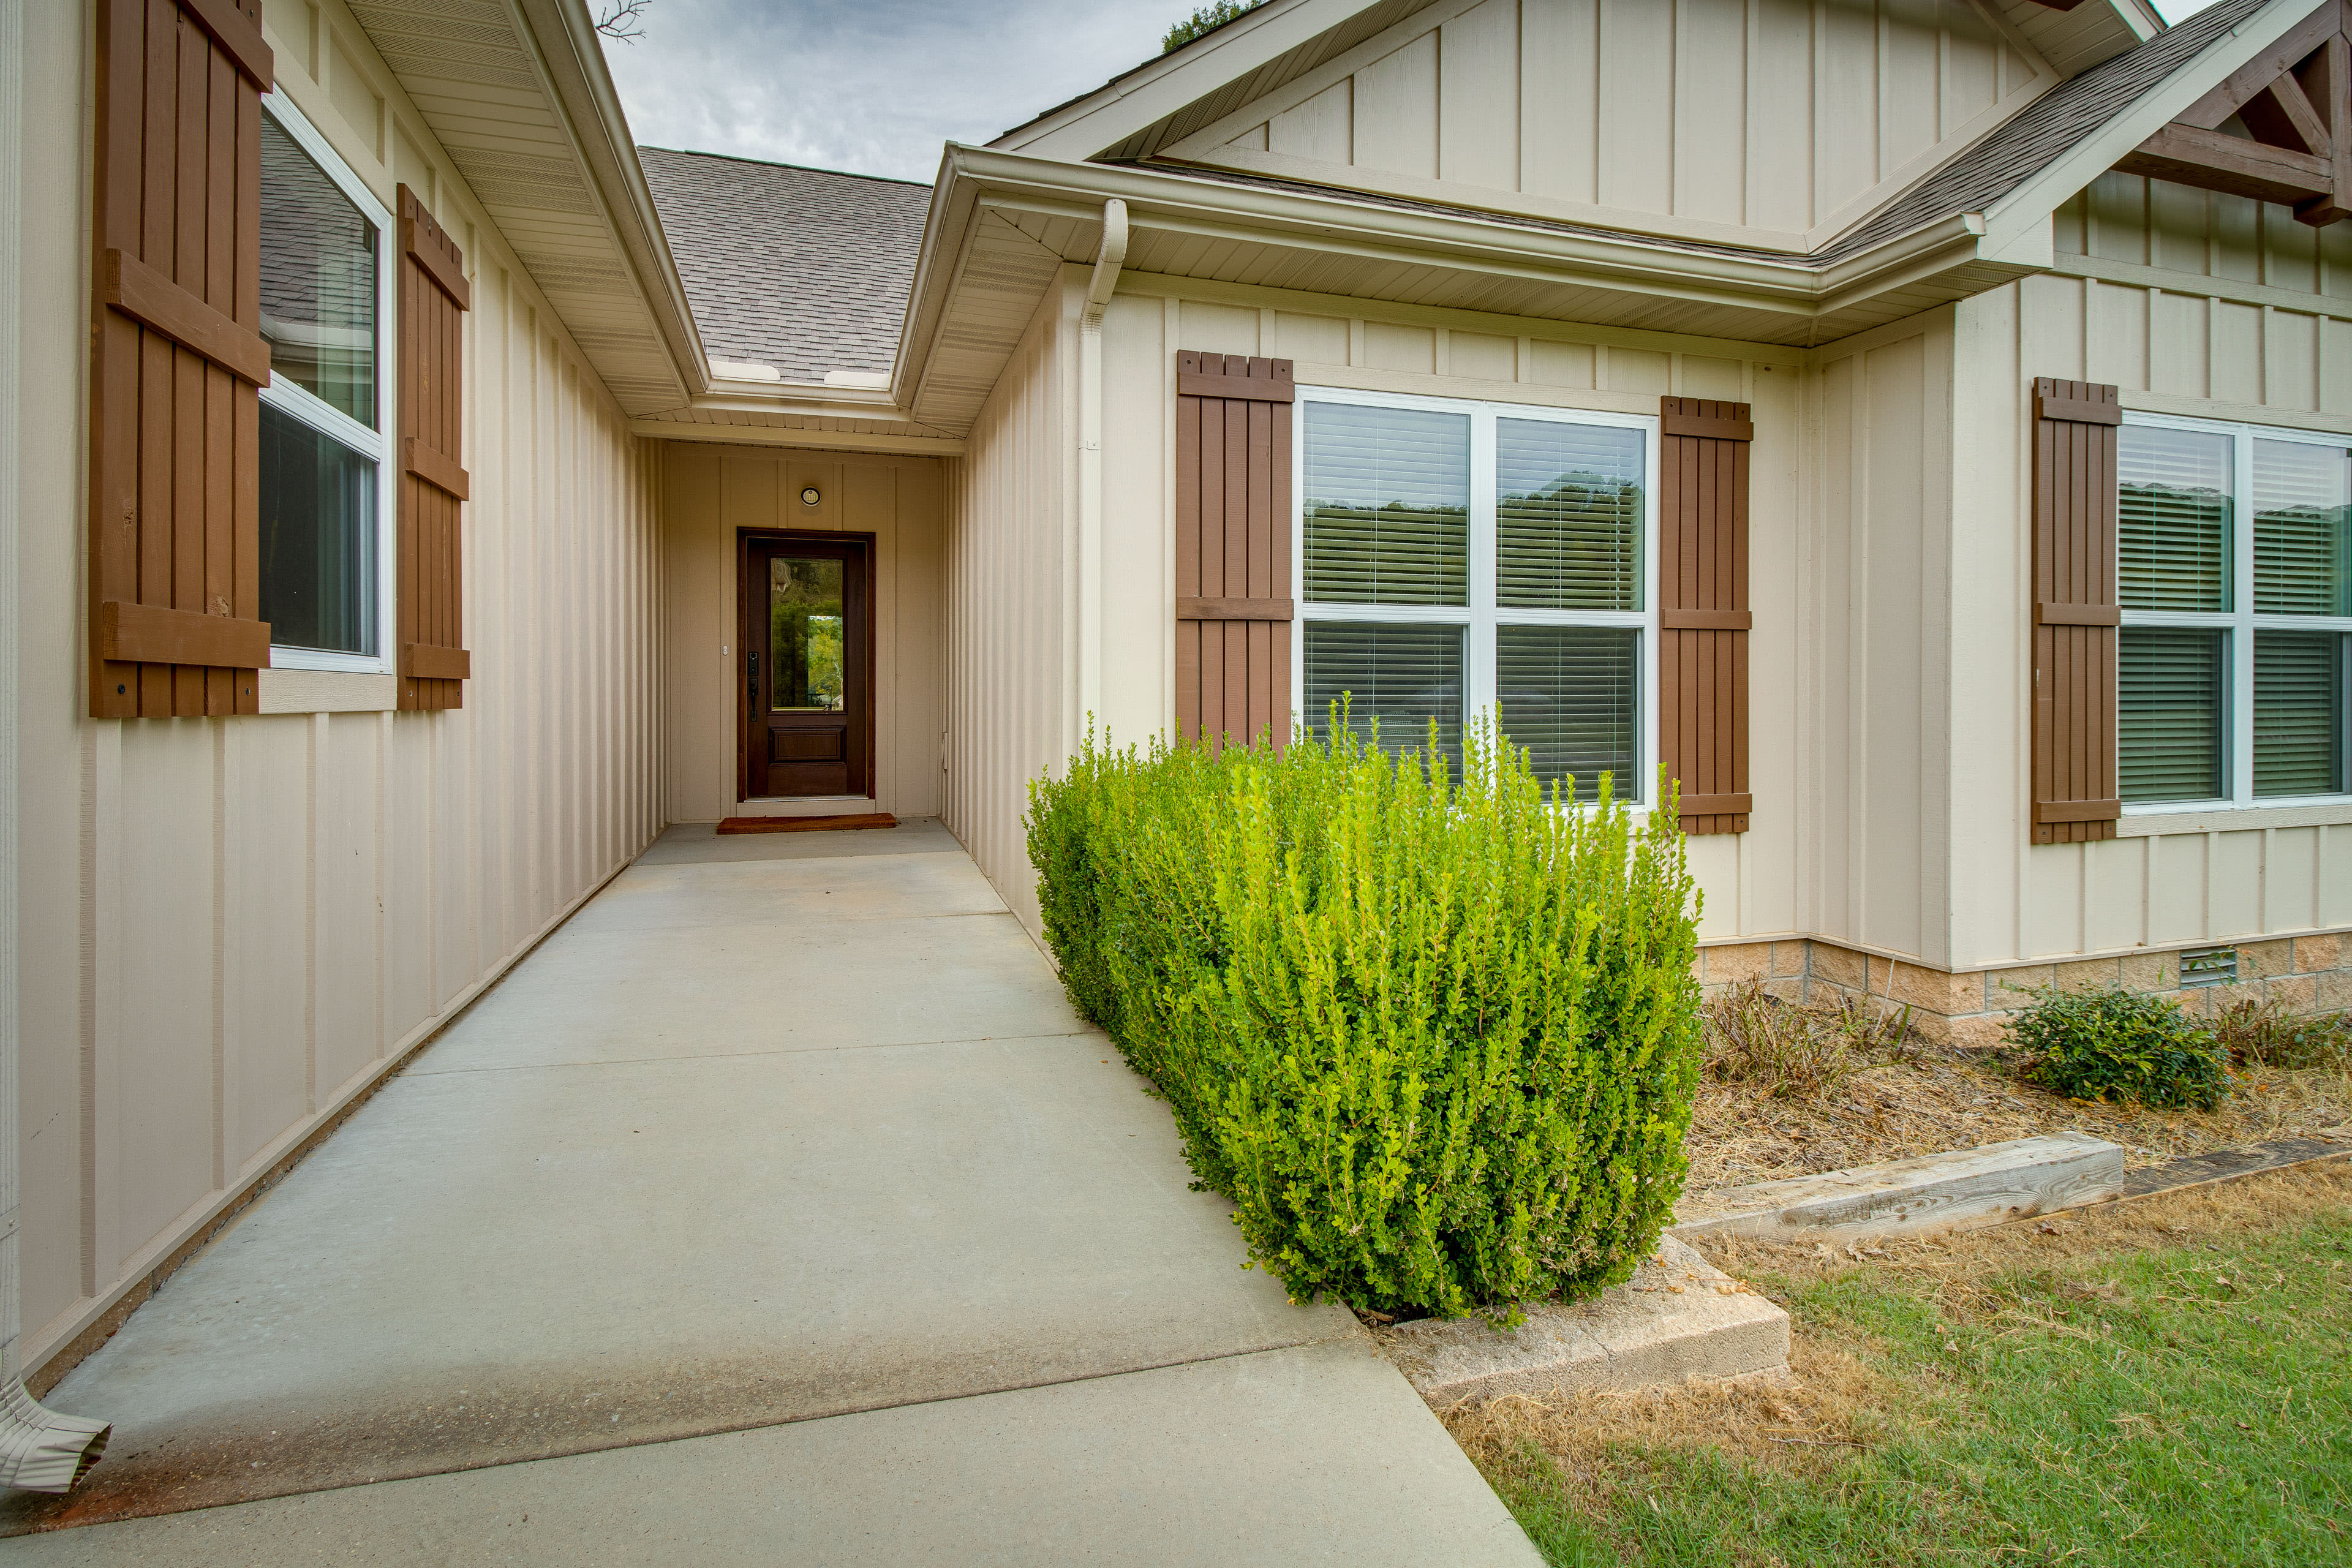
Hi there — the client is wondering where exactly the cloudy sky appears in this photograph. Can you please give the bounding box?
[601,0,1182,184]
[601,0,2220,187]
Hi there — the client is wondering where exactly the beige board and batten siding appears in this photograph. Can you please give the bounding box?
[11,2,663,1378]
[1948,170,2352,972]
[1809,313,1958,970]
[946,275,1084,933]
[1161,0,2055,251]
[660,445,947,822]
[1086,276,1929,953]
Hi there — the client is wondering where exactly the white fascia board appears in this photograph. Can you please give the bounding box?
[510,0,713,396]
[1978,0,2328,261]
[989,0,1417,162]
[891,160,993,412]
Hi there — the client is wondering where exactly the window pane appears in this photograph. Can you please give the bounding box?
[2253,440,2351,616]
[2119,424,2232,612]
[1303,404,1469,605]
[2119,627,2225,803]
[1496,419,1642,610]
[1303,622,1464,769]
[260,115,377,428]
[769,557,846,712]
[1496,625,1639,799]
[260,401,377,655]
[2255,631,2345,796]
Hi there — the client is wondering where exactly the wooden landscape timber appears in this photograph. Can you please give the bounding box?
[1672,1133,2128,1245]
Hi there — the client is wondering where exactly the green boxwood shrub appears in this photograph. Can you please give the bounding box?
[1025,717,1704,1319]
[2005,984,2230,1110]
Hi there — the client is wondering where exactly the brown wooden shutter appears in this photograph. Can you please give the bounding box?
[1658,396,1753,834]
[88,0,274,718]
[2030,377,2122,844]
[1174,353,1294,750]
[396,186,472,710]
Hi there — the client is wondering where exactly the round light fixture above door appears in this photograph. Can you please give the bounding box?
[799,486,821,506]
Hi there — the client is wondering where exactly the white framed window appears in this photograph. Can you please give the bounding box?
[2119,410,2352,810]
[1291,386,1659,801]
[256,92,396,674]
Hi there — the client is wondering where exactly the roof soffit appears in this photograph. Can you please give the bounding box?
[342,0,709,415]
[1992,0,2162,78]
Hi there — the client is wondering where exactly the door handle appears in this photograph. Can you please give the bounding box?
[747,649,759,699]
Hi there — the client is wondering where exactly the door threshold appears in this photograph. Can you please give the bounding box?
[715,813,899,836]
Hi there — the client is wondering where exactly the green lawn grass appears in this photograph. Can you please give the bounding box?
[1464,1185,2352,1567]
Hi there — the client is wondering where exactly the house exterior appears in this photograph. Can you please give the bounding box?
[6,0,2352,1480]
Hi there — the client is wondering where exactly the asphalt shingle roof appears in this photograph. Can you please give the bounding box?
[638,146,931,383]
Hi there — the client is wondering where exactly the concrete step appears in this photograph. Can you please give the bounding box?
[1377,1237,1790,1409]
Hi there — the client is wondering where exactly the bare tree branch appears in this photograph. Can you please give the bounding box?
[595,0,652,44]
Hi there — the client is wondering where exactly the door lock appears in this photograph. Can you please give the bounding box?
[747,649,760,699]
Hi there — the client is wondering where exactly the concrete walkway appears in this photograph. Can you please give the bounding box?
[2,821,1540,1564]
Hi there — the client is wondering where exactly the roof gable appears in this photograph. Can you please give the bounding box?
[1143,0,2067,255]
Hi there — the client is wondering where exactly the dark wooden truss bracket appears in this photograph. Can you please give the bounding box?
[2112,0,2352,226]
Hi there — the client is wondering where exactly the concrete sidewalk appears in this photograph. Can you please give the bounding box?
[3,821,1540,1564]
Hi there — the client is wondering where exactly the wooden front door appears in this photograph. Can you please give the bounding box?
[740,532,873,799]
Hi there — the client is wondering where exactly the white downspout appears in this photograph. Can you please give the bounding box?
[1076,198,1127,731]
[0,0,110,1492]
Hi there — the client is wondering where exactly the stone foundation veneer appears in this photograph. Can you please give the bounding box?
[1692,932,2352,1047]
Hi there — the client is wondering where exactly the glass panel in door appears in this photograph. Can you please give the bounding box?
[770,557,846,712]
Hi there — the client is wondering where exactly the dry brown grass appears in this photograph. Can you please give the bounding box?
[1683,1042,2351,1204]
[1447,1164,2352,1509]
[1702,980,1917,1101]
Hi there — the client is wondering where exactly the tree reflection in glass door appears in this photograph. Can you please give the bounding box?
[769,557,845,712]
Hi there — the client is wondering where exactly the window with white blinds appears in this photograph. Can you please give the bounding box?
[1303,404,1469,606]
[1295,388,1656,799]
[2120,412,2352,809]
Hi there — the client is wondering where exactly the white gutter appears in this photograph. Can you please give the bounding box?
[1077,198,1128,730]
[0,0,109,1492]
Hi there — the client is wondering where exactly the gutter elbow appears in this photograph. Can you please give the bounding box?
[1085,198,1128,317]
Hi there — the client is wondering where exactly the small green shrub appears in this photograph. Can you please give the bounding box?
[1704,980,1914,1101]
[1027,717,1704,1319]
[2005,984,2230,1110]
[2209,994,2352,1072]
